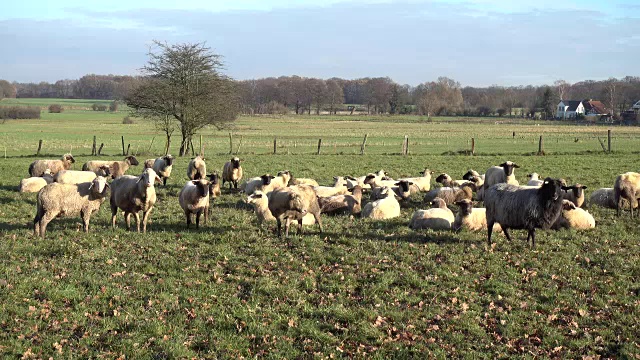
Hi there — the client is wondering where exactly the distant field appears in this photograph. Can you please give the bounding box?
[0,98,127,111]
[0,101,638,358]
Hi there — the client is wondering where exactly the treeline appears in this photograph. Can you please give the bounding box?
[3,75,640,117]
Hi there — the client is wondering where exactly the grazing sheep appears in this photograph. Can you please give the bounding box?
[33,176,110,238]
[29,154,75,177]
[19,169,54,193]
[484,161,520,190]
[562,183,587,208]
[187,156,207,180]
[53,167,111,184]
[319,185,363,215]
[615,172,640,217]
[268,185,323,237]
[361,186,401,220]
[178,179,213,228]
[222,157,243,190]
[408,197,454,230]
[83,155,139,178]
[246,190,316,225]
[110,168,162,233]
[242,174,276,195]
[423,185,474,205]
[314,176,349,198]
[398,169,434,192]
[551,200,596,230]
[526,173,543,187]
[485,178,568,247]
[149,155,174,186]
[452,199,502,233]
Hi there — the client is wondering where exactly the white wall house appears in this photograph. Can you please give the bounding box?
[633,100,640,113]
[556,100,585,119]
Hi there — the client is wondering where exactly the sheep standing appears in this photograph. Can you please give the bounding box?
[208,173,221,199]
[19,170,54,193]
[452,199,502,233]
[29,154,75,177]
[187,156,207,180]
[179,179,213,228]
[485,178,568,247]
[110,168,162,233]
[319,185,363,215]
[53,167,111,184]
[83,156,139,178]
[361,187,401,220]
[222,157,243,190]
[246,190,316,226]
[268,185,323,237]
[409,197,454,230]
[484,161,520,190]
[551,200,595,230]
[614,172,640,217]
[562,183,587,208]
[398,169,434,192]
[33,176,110,238]
[149,155,174,186]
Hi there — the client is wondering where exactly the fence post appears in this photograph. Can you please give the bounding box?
[200,134,203,156]
[360,134,368,155]
[273,138,277,155]
[36,139,43,156]
[98,143,104,155]
[471,137,475,156]
[235,135,243,155]
[92,136,97,156]
[607,129,611,152]
[147,137,155,154]
[121,136,125,156]
[229,133,233,155]
[317,139,322,155]
[537,135,544,155]
[126,144,131,155]
[402,135,409,155]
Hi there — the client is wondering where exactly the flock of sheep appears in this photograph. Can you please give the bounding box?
[18,153,639,246]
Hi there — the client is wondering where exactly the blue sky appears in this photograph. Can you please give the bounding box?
[1,0,638,86]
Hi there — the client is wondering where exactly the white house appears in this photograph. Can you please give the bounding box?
[556,100,585,119]
[633,100,640,112]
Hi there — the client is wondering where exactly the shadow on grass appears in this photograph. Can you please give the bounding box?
[0,221,30,232]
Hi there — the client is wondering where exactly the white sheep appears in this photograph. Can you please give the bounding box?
[551,200,595,230]
[109,168,162,233]
[452,199,502,233]
[562,183,587,208]
[361,186,400,220]
[246,190,316,226]
[187,156,207,180]
[19,170,54,193]
[268,185,323,237]
[409,197,454,230]
[83,156,139,178]
[33,176,110,238]
[318,185,363,215]
[222,157,243,190]
[346,170,388,190]
[526,173,543,187]
[398,168,434,192]
[314,176,349,198]
[242,174,275,195]
[589,188,631,209]
[435,173,470,188]
[29,154,75,177]
[178,179,212,228]
[54,168,111,184]
[484,161,520,190]
[149,155,174,186]
[614,172,640,217]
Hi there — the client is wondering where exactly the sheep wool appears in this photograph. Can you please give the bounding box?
[552,200,595,230]
[268,185,323,237]
[614,172,640,217]
[187,156,207,180]
[53,170,99,184]
[362,187,401,220]
[29,154,75,177]
[110,168,162,233]
[222,157,243,190]
[409,198,454,230]
[178,179,212,228]
[151,155,174,185]
[484,161,520,190]
[452,199,502,233]
[247,190,316,225]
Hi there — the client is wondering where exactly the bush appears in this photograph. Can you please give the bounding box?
[0,106,41,120]
[122,116,135,124]
[92,103,108,111]
[109,101,119,112]
[48,104,63,113]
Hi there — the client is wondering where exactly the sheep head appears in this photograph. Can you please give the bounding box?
[126,155,139,166]
[540,177,570,202]
[138,168,161,188]
[231,157,241,168]
[163,155,174,166]
[455,199,473,215]
[260,174,275,185]
[431,197,447,209]
[435,173,451,185]
[567,184,587,198]
[499,161,519,176]
[89,176,109,197]
[63,154,76,163]
[462,169,480,180]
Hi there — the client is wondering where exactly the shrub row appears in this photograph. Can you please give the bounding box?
[0,106,41,119]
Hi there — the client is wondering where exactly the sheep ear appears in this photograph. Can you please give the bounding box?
[408,181,414,185]
[581,185,587,189]
[514,164,520,168]
[104,182,110,188]
[155,175,163,183]
[191,180,199,185]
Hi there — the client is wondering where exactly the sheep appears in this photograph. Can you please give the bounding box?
[268,185,323,237]
[462,169,484,181]
[19,169,54,193]
[346,170,388,190]
[452,199,502,233]
[109,168,162,233]
[289,175,320,187]
[363,173,398,190]
[29,154,75,177]
[614,172,640,217]
[242,174,276,195]
[435,173,470,188]
[562,183,587,208]
[207,172,221,199]
[222,157,243,190]
[398,169,434,192]
[408,197,454,230]
[53,167,111,184]
[143,159,155,169]
[371,180,414,201]
[246,190,316,226]
[319,185,363,215]
[484,161,520,190]
[551,200,595,230]
[485,178,568,247]
[314,176,349,198]
[526,173,543,187]
[83,155,139,178]
[423,185,474,205]
[589,187,632,209]
[187,156,207,180]
[361,186,401,220]
[33,176,110,238]
[149,155,174,186]
[270,170,292,191]
[178,179,213,228]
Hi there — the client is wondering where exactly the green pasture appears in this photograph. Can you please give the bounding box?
[0,105,638,358]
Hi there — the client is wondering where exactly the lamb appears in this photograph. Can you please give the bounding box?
[148,155,174,186]
[526,173,543,187]
[551,200,595,230]
[361,186,401,220]
[19,169,54,193]
[246,190,316,225]
[398,169,434,192]
[484,161,520,190]
[29,154,75,177]
[314,176,349,198]
[222,157,243,190]
[423,185,474,205]
[33,176,110,238]
[408,197,454,230]
[485,178,568,247]
[187,156,207,180]
[452,199,502,233]
[562,183,587,208]
[614,172,640,217]
[268,185,323,237]
[178,179,213,228]
[319,185,363,215]
[242,174,276,195]
[208,172,221,199]
[82,155,139,179]
[53,167,111,184]
[109,168,162,233]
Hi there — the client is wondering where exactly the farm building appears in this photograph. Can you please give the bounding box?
[582,99,612,122]
[556,100,584,119]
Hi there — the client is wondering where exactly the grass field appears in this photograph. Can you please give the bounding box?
[0,103,639,358]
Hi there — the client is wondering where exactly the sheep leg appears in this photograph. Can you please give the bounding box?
[185,211,192,228]
[110,204,118,229]
[527,229,536,248]
[314,213,323,233]
[233,181,238,190]
[285,217,292,238]
[297,218,303,235]
[81,210,90,232]
[39,212,56,239]
[203,206,209,224]
[133,212,141,232]
[486,221,494,245]
[195,209,202,229]
[142,209,152,233]
[503,227,513,242]
[276,218,283,238]
[125,212,132,230]
[33,208,44,237]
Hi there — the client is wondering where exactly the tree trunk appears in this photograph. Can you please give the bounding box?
[165,134,171,156]
[179,128,191,156]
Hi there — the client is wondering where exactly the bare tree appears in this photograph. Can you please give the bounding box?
[605,78,618,117]
[554,79,571,101]
[326,79,344,114]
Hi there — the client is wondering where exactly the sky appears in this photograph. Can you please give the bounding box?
[1,0,638,86]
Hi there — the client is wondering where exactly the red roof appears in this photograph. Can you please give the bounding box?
[583,100,610,115]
